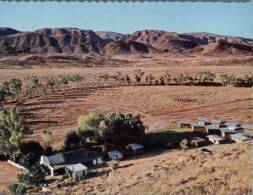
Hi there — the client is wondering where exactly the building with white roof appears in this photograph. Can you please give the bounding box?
[66,163,88,179]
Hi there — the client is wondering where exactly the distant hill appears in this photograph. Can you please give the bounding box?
[95,31,124,41]
[0,27,252,55]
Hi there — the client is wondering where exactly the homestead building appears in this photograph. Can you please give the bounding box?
[207,135,226,145]
[229,133,250,143]
[191,123,206,132]
[178,119,192,128]
[210,119,223,128]
[40,148,103,177]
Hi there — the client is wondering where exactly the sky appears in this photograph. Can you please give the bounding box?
[0,2,252,38]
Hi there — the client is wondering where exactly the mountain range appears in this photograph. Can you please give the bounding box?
[0,27,252,55]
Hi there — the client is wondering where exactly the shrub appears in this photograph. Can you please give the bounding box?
[42,130,53,148]
[17,163,49,188]
[8,183,26,195]
[63,131,80,150]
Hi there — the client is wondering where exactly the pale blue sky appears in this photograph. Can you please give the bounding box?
[0,2,252,38]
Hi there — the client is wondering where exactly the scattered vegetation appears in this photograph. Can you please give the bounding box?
[0,108,32,160]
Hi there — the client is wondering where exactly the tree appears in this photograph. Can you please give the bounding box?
[63,131,80,150]
[17,163,49,188]
[0,87,6,107]
[8,79,22,101]
[8,183,26,195]
[0,108,32,159]
[77,113,104,142]
[42,130,53,148]
[124,75,131,85]
[70,74,84,87]
[98,112,145,144]
[145,74,155,85]
[18,141,44,168]
[173,74,185,85]
[58,75,69,90]
[219,74,235,86]
[47,75,56,93]
[27,75,40,96]
[159,76,165,85]
[134,69,145,84]
[164,72,172,85]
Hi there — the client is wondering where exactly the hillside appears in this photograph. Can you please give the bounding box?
[0,27,252,55]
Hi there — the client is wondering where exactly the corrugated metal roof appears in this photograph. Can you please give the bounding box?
[219,128,237,133]
[211,119,222,124]
[196,116,208,121]
[207,135,224,141]
[242,124,253,130]
[108,150,122,155]
[66,163,87,172]
[206,125,219,130]
[230,133,249,141]
[192,123,205,127]
[48,153,65,165]
[227,126,238,131]
[225,121,238,127]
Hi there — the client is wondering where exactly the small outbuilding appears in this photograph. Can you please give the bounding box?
[241,124,253,131]
[190,137,207,147]
[225,121,239,127]
[191,123,206,132]
[205,125,220,135]
[196,116,208,126]
[207,135,226,145]
[178,119,192,128]
[108,150,123,160]
[229,133,250,143]
[66,163,88,179]
[210,119,223,128]
[220,128,237,138]
[127,143,144,155]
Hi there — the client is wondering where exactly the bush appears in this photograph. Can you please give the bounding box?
[63,131,80,150]
[8,183,26,195]
[16,141,44,169]
[17,163,49,188]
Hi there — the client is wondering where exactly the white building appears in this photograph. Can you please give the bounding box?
[66,163,88,179]
[108,150,123,160]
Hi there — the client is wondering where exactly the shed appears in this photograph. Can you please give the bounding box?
[127,143,144,154]
[190,137,207,147]
[225,121,239,127]
[196,116,208,126]
[220,128,237,138]
[210,119,223,127]
[229,133,250,143]
[205,125,220,135]
[178,119,192,128]
[66,163,88,179]
[191,123,206,132]
[241,124,253,131]
[207,135,226,145]
[108,150,123,160]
